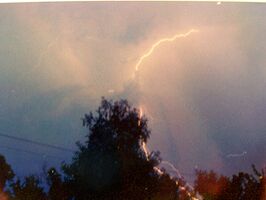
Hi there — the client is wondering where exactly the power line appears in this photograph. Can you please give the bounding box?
[0,145,65,160]
[0,131,75,153]
[0,133,196,179]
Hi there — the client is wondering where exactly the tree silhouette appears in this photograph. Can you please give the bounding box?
[0,154,14,190]
[194,165,266,200]
[0,154,14,199]
[62,98,179,200]
[1,98,266,200]
[9,175,47,200]
[194,169,230,200]
[46,167,69,200]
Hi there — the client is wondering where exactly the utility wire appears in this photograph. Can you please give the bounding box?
[0,131,75,153]
[0,145,65,160]
[0,132,195,177]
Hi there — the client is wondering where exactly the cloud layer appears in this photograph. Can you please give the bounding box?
[0,3,266,179]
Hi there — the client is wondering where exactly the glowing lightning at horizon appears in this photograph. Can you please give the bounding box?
[134,29,199,72]
[161,160,182,178]
[141,140,199,199]
[138,90,199,199]
[226,151,247,158]
[136,29,200,200]
[140,131,198,198]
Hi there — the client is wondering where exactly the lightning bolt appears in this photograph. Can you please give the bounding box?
[136,29,200,199]
[140,109,197,198]
[226,151,247,158]
[140,140,198,199]
[134,29,199,73]
[161,160,182,178]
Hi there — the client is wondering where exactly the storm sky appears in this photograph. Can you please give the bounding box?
[0,2,266,182]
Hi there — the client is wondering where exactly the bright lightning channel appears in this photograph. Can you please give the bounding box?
[140,139,198,199]
[136,29,200,199]
[226,151,247,158]
[134,29,199,72]
[161,161,182,178]
[139,109,197,198]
